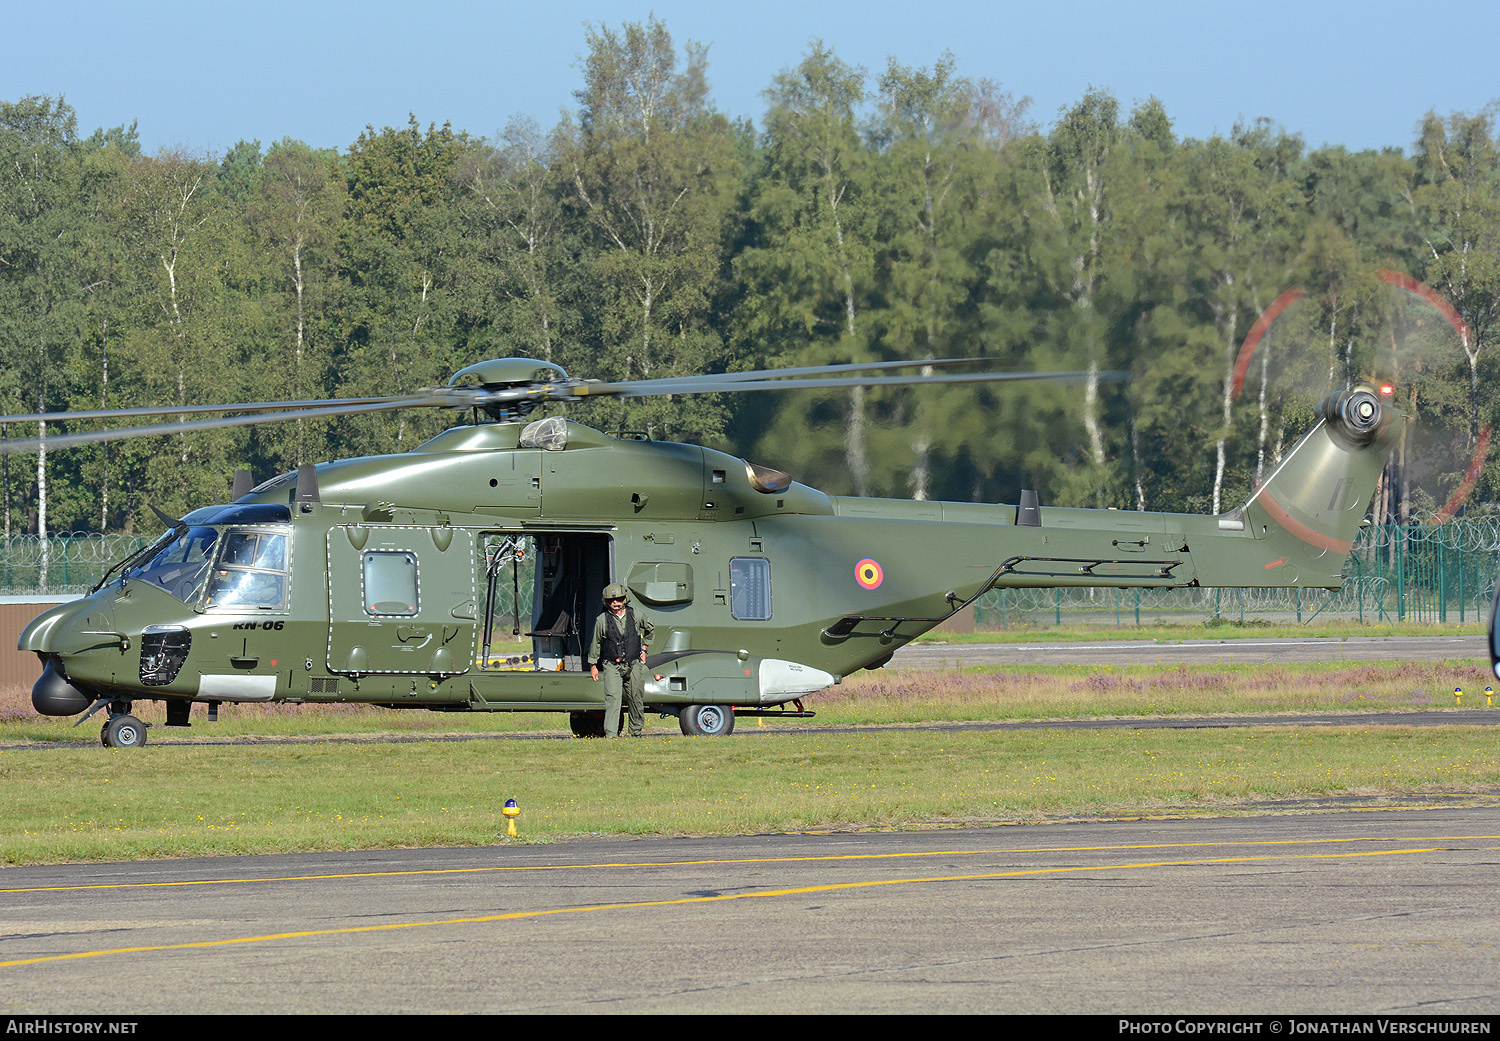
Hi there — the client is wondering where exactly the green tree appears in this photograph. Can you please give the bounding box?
[1104,96,1182,512]
[110,148,258,523]
[1176,125,1305,513]
[218,139,263,205]
[248,138,345,467]
[867,54,1030,499]
[336,116,472,455]
[0,96,95,560]
[990,89,1125,507]
[1411,111,1500,458]
[456,116,573,364]
[66,122,137,533]
[735,42,878,492]
[559,17,743,441]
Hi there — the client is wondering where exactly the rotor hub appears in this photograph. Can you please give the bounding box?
[447,359,575,423]
[1320,385,1389,447]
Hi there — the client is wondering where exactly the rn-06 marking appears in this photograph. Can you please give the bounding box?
[232,621,286,630]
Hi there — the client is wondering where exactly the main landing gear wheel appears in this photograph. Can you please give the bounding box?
[102,714,147,748]
[678,703,734,736]
[569,710,606,738]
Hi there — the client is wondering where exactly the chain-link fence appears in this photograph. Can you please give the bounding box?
[6,520,1500,629]
[974,518,1500,629]
[0,534,150,595]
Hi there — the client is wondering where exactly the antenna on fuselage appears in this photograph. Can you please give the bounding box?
[295,464,320,512]
[1017,489,1042,527]
[231,469,253,500]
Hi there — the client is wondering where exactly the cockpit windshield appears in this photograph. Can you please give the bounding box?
[127,523,291,609]
[130,527,220,603]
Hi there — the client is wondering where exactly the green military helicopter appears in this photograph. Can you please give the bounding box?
[11,356,1403,746]
[1490,581,1500,678]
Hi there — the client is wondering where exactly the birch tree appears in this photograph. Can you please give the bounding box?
[250,138,344,466]
[560,16,741,441]
[870,54,1029,499]
[736,42,877,492]
[0,97,93,578]
[1172,126,1303,513]
[457,116,571,365]
[1411,110,1500,487]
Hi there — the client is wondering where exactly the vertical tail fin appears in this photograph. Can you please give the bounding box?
[1236,385,1398,583]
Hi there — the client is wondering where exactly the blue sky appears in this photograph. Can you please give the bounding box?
[9,1,1498,157]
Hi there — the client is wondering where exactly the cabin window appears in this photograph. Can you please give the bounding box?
[363,551,419,616]
[729,557,771,620]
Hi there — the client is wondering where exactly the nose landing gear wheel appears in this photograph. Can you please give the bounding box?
[678,703,734,736]
[102,714,147,748]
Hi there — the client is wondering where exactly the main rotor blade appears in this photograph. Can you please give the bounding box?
[611,356,991,390]
[0,361,1128,454]
[0,393,450,455]
[564,369,1129,399]
[0,394,402,425]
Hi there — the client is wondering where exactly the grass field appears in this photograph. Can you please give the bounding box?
[0,656,1489,739]
[2,652,1498,865]
[917,619,1487,643]
[4,723,1497,865]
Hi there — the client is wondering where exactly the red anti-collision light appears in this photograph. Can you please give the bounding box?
[1379,382,1395,396]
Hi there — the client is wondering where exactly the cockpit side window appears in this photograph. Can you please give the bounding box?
[204,529,290,610]
[220,530,286,570]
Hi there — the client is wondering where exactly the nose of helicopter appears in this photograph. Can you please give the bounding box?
[19,599,119,716]
[18,599,83,655]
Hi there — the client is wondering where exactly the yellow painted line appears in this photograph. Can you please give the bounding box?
[1349,942,1495,949]
[0,847,1440,969]
[4,834,1496,895]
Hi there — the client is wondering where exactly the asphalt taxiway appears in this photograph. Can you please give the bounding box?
[3,636,1496,1014]
[3,807,1498,1014]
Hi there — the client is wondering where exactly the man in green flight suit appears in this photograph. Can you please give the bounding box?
[588,583,655,737]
